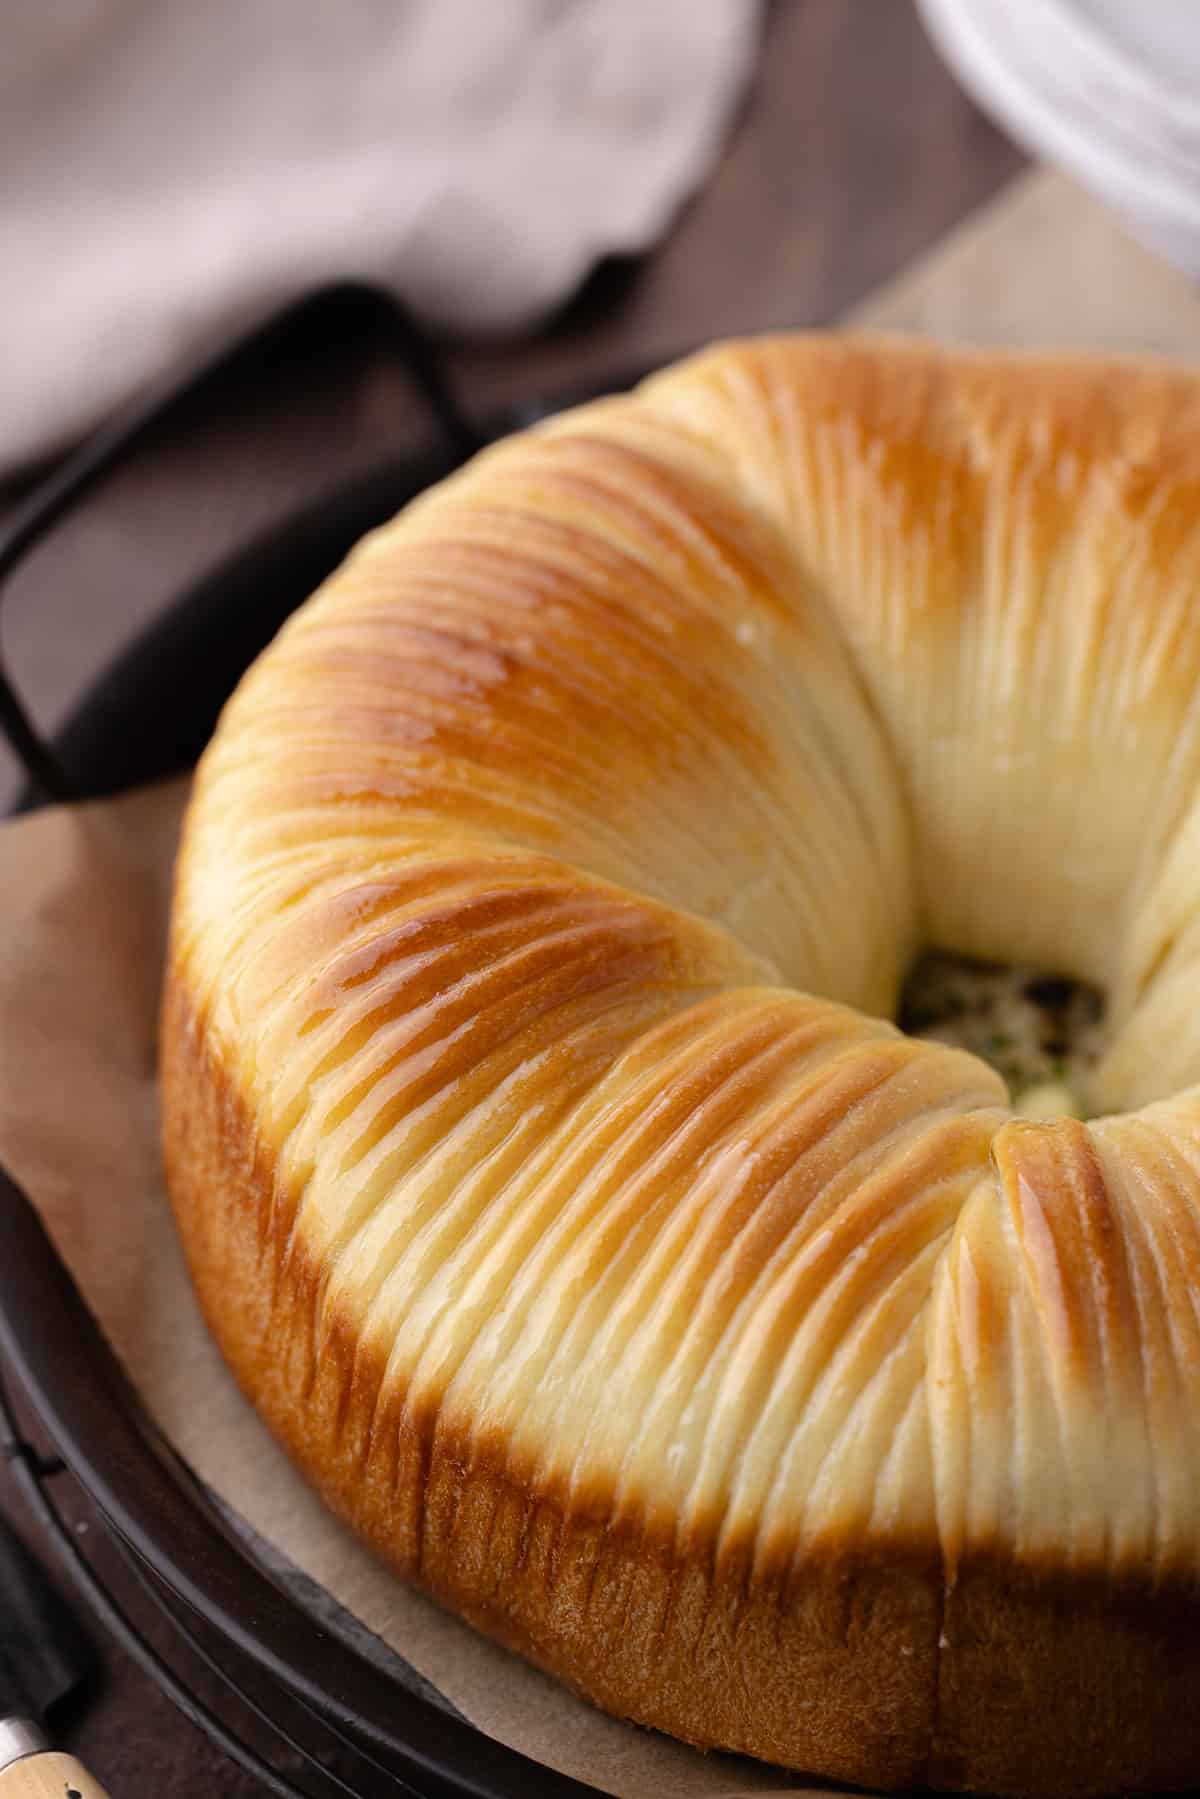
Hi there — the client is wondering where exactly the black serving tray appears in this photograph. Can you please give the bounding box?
[0,284,653,1798]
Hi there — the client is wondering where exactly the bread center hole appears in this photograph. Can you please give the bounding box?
[898,950,1106,1119]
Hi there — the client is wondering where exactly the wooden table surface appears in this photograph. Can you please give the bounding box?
[0,3,1023,1793]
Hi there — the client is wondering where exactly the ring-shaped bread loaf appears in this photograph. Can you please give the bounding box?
[163,337,1200,1795]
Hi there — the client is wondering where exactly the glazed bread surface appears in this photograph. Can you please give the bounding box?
[163,337,1200,1795]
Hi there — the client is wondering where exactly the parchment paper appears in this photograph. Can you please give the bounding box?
[4,168,1200,1798]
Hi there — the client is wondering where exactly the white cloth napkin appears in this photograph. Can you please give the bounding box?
[2,0,761,473]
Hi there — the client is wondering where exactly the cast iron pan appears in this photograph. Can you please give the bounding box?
[0,285,661,1798]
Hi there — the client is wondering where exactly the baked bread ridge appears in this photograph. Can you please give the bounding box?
[163,335,1200,1793]
[162,968,945,1787]
[162,971,1200,1797]
[640,335,1200,1108]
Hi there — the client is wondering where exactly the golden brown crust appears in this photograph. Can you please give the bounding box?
[934,1555,1200,1796]
[161,336,1200,1793]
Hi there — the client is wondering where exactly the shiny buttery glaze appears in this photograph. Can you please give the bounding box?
[164,337,1200,1793]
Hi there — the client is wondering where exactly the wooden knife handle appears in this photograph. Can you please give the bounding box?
[0,1751,112,1797]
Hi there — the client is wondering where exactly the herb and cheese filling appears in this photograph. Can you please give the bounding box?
[900,951,1105,1119]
